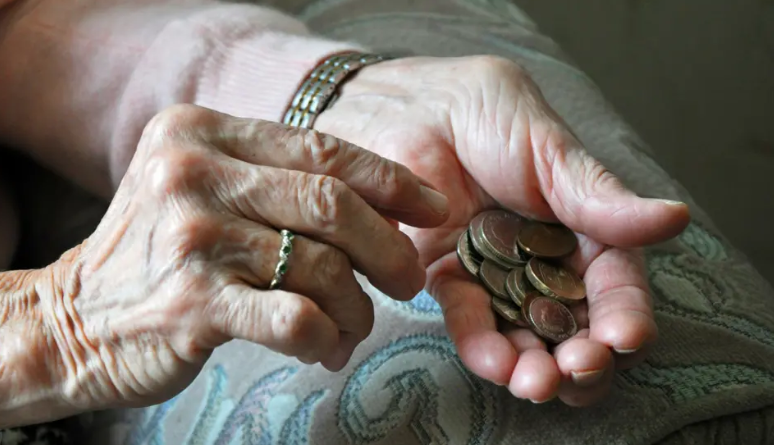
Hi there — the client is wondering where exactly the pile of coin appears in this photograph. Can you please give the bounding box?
[456,210,585,343]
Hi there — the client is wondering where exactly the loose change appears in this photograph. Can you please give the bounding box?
[456,210,585,343]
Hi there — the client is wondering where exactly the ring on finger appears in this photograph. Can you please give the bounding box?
[269,229,295,289]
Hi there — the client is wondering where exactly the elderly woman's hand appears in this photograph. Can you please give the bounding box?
[30,105,448,411]
[314,56,692,406]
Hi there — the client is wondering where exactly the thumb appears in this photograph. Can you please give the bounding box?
[532,129,690,248]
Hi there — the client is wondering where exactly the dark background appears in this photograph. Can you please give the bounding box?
[517,0,774,284]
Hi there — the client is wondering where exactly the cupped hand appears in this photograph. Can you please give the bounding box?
[314,56,691,406]
[44,105,449,410]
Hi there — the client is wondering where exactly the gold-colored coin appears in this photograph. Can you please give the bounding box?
[525,258,586,304]
[470,210,526,267]
[492,297,528,327]
[521,291,536,321]
[468,212,490,256]
[517,221,578,259]
[505,266,534,306]
[482,211,527,266]
[475,238,518,270]
[456,230,482,277]
[478,260,510,300]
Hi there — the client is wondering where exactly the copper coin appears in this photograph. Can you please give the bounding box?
[526,258,586,304]
[517,221,578,259]
[471,210,527,266]
[478,241,518,270]
[469,212,519,269]
[524,295,578,343]
[468,212,491,257]
[478,260,510,300]
[457,231,481,277]
[492,298,528,327]
[505,267,534,306]
[468,232,485,264]
[469,216,506,267]
[521,291,537,321]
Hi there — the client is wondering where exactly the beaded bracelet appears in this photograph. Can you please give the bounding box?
[282,52,390,129]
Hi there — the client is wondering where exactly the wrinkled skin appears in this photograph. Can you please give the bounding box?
[4,106,450,415]
[315,55,691,405]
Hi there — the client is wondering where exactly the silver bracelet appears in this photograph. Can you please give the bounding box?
[282,52,390,129]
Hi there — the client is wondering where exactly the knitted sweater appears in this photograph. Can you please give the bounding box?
[0,0,361,194]
[0,0,355,441]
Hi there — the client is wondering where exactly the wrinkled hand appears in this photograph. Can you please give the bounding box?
[315,56,691,406]
[43,105,448,410]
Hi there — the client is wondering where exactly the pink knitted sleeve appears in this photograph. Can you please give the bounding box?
[0,0,364,193]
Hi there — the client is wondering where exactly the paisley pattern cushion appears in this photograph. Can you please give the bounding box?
[5,1,774,444]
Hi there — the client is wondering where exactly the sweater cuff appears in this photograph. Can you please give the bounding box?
[195,33,365,123]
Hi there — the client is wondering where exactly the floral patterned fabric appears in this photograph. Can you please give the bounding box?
[5,1,774,444]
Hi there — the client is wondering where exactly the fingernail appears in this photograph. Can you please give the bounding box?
[614,347,639,355]
[530,397,553,404]
[420,185,449,215]
[571,369,605,387]
[655,199,685,206]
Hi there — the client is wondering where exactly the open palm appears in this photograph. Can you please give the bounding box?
[315,56,690,405]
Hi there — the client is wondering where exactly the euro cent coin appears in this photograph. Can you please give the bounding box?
[472,210,527,266]
[457,230,482,277]
[505,266,534,306]
[526,258,586,304]
[517,221,578,259]
[479,259,511,301]
[492,297,529,327]
[524,294,578,343]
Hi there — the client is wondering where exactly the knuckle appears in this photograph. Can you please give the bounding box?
[315,245,352,285]
[168,216,224,259]
[144,148,209,197]
[311,246,373,341]
[467,55,526,78]
[299,174,349,229]
[140,104,215,147]
[209,292,251,336]
[369,157,406,199]
[271,298,318,345]
[582,153,621,193]
[302,129,347,172]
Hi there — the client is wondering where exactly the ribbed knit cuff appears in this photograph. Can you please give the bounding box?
[195,32,365,123]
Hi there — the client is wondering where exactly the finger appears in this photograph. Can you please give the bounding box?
[208,283,339,365]
[569,300,590,331]
[499,327,562,403]
[460,74,690,247]
[428,253,517,385]
[553,329,613,390]
[207,116,450,228]
[508,348,562,403]
[557,364,616,407]
[221,220,375,366]
[559,234,651,364]
[584,248,657,361]
[554,331,616,407]
[562,232,605,276]
[531,130,691,247]
[226,165,426,302]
